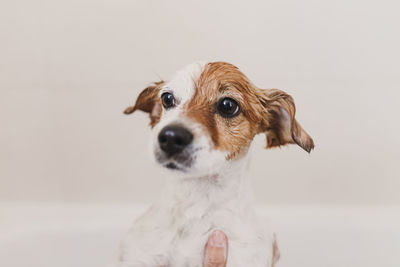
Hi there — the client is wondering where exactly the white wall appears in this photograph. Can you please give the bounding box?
[1,0,399,205]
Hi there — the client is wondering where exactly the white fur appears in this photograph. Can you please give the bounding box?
[160,61,206,104]
[118,63,275,267]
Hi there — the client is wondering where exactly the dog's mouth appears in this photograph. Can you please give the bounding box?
[155,146,201,172]
[165,162,182,171]
[159,159,188,172]
[157,155,192,172]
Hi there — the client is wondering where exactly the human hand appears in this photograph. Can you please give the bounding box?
[203,230,228,267]
[203,230,280,267]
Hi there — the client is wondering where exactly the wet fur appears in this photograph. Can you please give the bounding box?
[120,61,314,267]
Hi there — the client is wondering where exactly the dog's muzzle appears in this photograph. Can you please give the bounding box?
[158,125,193,157]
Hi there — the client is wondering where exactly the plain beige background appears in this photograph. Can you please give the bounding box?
[1,0,399,205]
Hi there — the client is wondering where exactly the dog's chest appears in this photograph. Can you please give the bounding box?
[120,179,273,267]
[164,202,259,267]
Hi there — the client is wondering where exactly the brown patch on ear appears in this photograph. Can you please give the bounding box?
[124,81,164,127]
[260,89,314,153]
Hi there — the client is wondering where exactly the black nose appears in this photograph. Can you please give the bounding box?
[158,125,193,156]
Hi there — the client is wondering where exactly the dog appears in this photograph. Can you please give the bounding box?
[120,61,314,267]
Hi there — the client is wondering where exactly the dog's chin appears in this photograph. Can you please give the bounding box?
[154,160,191,173]
[163,161,186,171]
[154,145,203,173]
[155,153,192,173]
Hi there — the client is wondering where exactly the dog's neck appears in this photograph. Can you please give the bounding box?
[159,154,254,217]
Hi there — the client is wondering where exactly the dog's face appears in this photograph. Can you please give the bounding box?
[125,62,314,176]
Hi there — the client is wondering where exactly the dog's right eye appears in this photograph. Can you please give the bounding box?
[161,92,175,109]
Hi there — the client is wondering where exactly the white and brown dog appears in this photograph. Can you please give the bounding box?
[120,61,314,267]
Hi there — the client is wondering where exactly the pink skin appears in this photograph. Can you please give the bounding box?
[203,230,229,267]
[158,230,228,267]
[161,230,279,267]
[203,231,280,267]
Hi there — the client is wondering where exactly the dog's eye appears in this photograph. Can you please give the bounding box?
[217,97,240,118]
[161,92,175,109]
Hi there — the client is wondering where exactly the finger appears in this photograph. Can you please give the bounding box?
[271,234,280,267]
[204,230,228,267]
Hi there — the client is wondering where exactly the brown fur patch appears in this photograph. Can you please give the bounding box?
[124,81,164,127]
[184,62,264,160]
[259,89,314,152]
[126,62,314,156]
[183,62,314,158]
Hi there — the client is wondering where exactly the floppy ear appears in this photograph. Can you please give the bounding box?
[124,81,164,126]
[259,89,314,153]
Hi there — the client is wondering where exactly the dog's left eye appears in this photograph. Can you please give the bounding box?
[161,92,175,109]
[217,97,240,118]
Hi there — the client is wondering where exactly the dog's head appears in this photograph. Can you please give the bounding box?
[125,62,314,176]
